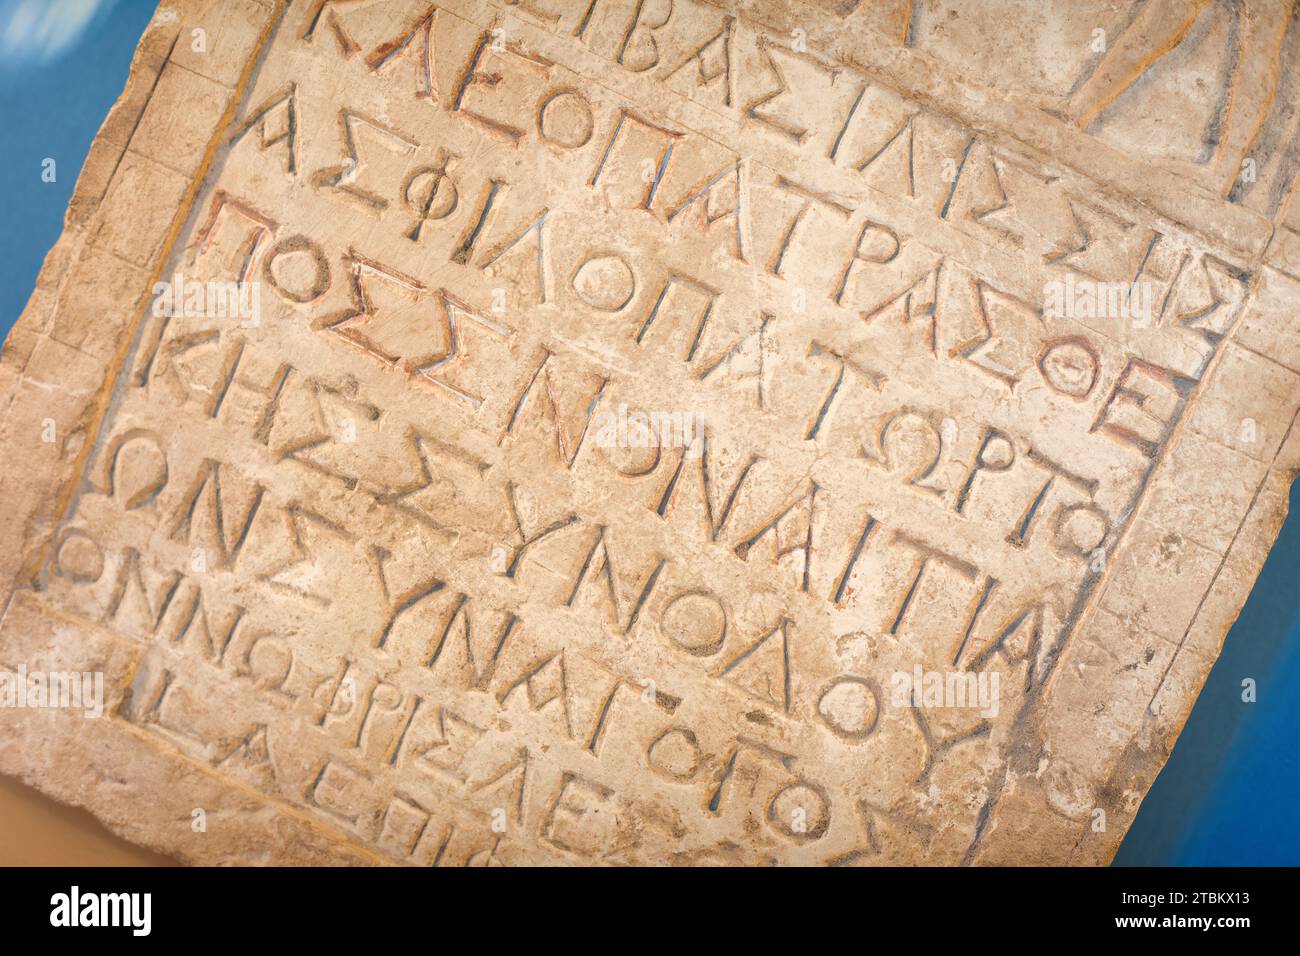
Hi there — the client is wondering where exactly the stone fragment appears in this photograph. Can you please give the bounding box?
[2,0,1298,866]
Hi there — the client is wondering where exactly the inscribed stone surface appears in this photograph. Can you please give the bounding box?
[2,0,1299,865]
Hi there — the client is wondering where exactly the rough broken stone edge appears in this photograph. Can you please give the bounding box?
[0,0,1294,866]
[0,0,393,868]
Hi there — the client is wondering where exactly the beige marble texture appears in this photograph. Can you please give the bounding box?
[1,0,1298,865]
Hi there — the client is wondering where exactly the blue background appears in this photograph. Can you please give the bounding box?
[0,1,1296,866]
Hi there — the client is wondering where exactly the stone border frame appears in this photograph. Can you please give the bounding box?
[0,0,1296,865]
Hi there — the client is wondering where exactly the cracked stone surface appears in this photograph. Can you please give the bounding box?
[2,0,1299,865]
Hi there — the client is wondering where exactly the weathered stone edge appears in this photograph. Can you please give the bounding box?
[0,0,393,868]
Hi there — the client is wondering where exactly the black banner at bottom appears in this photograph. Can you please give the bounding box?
[0,865,1285,941]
